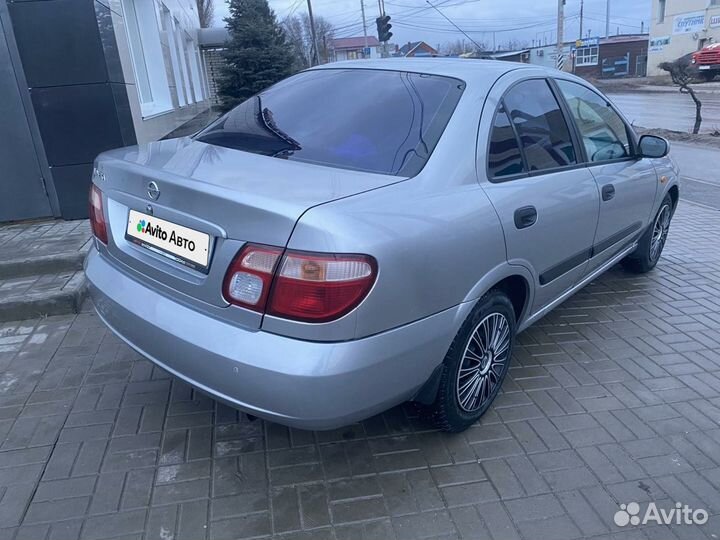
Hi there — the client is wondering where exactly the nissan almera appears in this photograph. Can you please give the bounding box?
[86,59,678,432]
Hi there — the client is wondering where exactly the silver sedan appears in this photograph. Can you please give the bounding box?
[85,59,679,432]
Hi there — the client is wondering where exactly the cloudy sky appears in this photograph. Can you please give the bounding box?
[212,0,651,50]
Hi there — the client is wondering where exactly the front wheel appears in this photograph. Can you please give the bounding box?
[700,71,717,82]
[622,194,673,274]
[425,290,516,433]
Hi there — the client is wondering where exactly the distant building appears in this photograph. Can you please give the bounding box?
[527,43,574,70]
[0,0,209,221]
[573,35,649,79]
[395,41,439,57]
[331,37,382,61]
[648,0,720,76]
[527,35,649,79]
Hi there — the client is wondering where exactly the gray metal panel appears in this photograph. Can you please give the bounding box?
[0,2,52,222]
[50,163,93,219]
[7,0,108,88]
[95,0,125,84]
[31,83,125,167]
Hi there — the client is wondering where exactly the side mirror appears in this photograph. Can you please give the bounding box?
[638,135,670,159]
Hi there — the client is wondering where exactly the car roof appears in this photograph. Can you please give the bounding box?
[311,58,542,82]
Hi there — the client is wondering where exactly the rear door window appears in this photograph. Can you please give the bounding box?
[488,104,526,179]
[502,79,577,172]
[195,69,464,177]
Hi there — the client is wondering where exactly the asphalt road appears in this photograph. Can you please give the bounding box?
[608,90,720,134]
[601,88,720,211]
[667,142,720,211]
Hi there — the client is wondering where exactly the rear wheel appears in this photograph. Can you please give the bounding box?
[622,194,673,274]
[426,291,515,433]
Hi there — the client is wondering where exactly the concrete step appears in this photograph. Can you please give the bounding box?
[0,219,92,322]
[0,250,86,279]
[0,270,88,323]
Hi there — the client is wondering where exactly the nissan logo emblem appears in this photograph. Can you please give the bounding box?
[147,181,160,201]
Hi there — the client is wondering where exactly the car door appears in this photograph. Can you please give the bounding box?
[480,77,600,314]
[554,79,658,274]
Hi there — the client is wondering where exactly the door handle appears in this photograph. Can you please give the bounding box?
[602,184,616,201]
[514,206,537,229]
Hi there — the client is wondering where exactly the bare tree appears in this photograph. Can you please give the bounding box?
[440,39,486,57]
[659,56,703,134]
[500,38,530,51]
[196,0,214,28]
[283,13,334,69]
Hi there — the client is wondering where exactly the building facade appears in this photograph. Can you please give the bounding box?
[573,35,649,79]
[0,0,209,222]
[648,0,720,75]
[331,37,381,61]
[395,41,439,57]
[528,36,648,78]
[527,43,573,70]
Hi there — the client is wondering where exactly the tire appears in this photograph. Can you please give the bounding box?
[700,71,717,82]
[622,194,673,274]
[425,290,516,433]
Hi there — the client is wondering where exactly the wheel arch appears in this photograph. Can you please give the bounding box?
[414,265,533,406]
[667,184,679,211]
[462,263,534,327]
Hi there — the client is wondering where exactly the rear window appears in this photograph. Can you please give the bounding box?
[195,69,464,177]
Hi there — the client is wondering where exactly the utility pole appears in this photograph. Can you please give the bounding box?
[361,0,368,56]
[307,0,320,66]
[579,0,584,40]
[556,0,564,70]
[605,0,611,38]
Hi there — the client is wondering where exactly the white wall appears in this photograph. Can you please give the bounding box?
[111,0,209,143]
[648,0,720,75]
[527,44,573,70]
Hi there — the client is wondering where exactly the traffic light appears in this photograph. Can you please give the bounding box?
[376,15,392,43]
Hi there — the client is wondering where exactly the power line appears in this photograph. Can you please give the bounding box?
[392,14,578,34]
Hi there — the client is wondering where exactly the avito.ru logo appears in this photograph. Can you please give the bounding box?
[614,501,708,527]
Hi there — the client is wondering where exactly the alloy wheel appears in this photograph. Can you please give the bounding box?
[650,204,671,263]
[456,312,511,412]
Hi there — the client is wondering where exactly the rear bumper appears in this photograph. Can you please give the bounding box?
[85,248,467,430]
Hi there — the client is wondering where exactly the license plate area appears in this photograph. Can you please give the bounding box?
[125,210,212,273]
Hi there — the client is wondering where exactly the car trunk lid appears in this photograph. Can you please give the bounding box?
[95,137,404,311]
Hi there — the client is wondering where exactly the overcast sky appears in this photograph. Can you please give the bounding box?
[212,0,651,50]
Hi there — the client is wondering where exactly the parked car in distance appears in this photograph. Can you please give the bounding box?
[85,59,679,432]
[692,42,720,81]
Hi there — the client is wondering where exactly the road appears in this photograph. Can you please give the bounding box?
[599,89,720,210]
[608,90,720,134]
[666,142,720,211]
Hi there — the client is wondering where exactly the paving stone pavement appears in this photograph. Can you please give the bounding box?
[1,201,720,540]
[0,220,91,263]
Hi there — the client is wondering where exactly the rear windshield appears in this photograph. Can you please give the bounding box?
[195,69,465,177]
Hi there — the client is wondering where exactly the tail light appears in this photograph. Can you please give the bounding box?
[89,184,108,244]
[223,244,283,312]
[267,251,377,323]
[223,245,377,323]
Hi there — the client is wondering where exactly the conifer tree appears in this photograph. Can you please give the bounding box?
[219,0,294,111]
